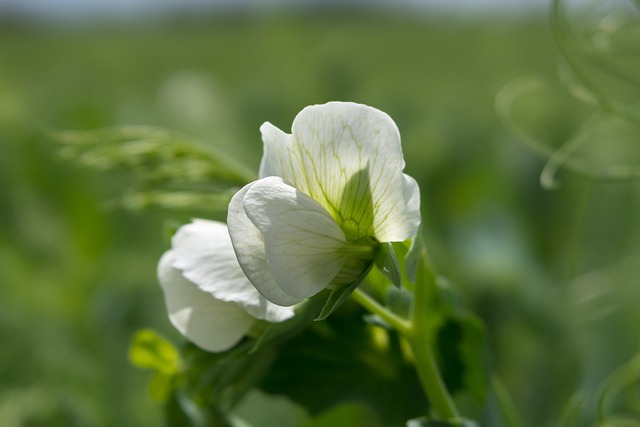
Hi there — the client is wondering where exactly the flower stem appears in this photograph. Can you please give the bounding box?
[352,258,459,421]
[351,288,411,335]
[406,333,459,420]
[409,258,459,420]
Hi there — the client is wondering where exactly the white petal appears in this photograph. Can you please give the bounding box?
[170,219,295,322]
[259,122,296,181]
[228,184,304,306]
[158,251,253,352]
[242,176,349,299]
[260,101,420,242]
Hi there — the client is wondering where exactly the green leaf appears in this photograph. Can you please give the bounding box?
[457,316,487,403]
[315,264,373,321]
[129,329,182,403]
[375,242,402,288]
[129,329,181,374]
[405,228,488,403]
[434,282,488,403]
[261,305,428,425]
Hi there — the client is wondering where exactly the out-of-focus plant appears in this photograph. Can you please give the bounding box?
[497,0,640,189]
[498,1,640,426]
[55,125,255,213]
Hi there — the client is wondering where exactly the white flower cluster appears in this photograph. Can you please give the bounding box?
[158,102,420,352]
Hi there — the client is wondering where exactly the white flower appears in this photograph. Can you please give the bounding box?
[158,219,294,352]
[228,102,420,306]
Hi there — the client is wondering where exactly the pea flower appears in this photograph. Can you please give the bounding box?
[158,219,294,352]
[228,102,420,307]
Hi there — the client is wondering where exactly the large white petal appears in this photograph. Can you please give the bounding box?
[242,176,349,299]
[228,183,304,307]
[170,219,294,322]
[158,251,253,352]
[259,101,420,242]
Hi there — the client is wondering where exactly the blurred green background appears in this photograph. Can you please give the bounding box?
[1,2,639,426]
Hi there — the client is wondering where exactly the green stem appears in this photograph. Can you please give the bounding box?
[351,288,411,335]
[351,259,459,421]
[410,259,459,420]
[406,333,458,420]
[407,338,459,420]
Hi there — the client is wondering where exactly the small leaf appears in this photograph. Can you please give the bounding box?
[375,242,402,288]
[315,265,373,321]
[129,329,182,403]
[129,329,181,374]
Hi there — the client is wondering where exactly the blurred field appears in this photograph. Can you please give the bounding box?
[1,10,639,426]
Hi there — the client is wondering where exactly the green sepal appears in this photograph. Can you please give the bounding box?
[375,242,402,288]
[315,264,373,321]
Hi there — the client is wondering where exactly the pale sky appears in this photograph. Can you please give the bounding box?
[0,0,549,22]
